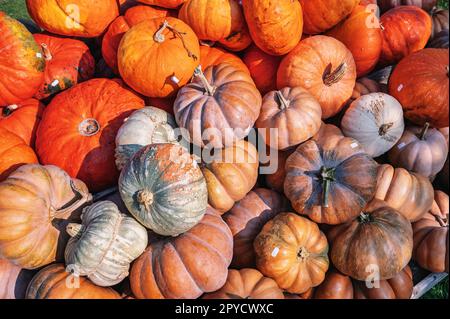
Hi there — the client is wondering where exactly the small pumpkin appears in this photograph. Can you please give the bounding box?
[200,45,249,74]
[26,264,120,299]
[330,199,413,281]
[203,268,284,299]
[378,0,437,12]
[222,188,289,268]
[119,143,207,236]
[256,87,322,150]
[431,9,449,40]
[130,207,233,299]
[115,106,178,170]
[0,164,92,269]
[277,36,357,119]
[351,78,386,101]
[174,63,262,148]
[254,212,329,294]
[137,0,186,8]
[0,258,35,299]
[242,0,303,56]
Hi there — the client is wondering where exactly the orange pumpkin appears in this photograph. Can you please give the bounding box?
[137,0,186,8]
[200,45,249,74]
[217,1,252,52]
[263,148,294,194]
[277,36,357,119]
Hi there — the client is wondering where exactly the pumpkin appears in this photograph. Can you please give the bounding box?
[412,190,449,273]
[277,36,357,119]
[242,0,303,56]
[201,140,259,214]
[284,289,315,299]
[351,78,386,100]
[313,122,344,145]
[431,9,449,40]
[0,12,45,106]
[378,0,437,12]
[200,46,249,74]
[299,0,360,34]
[115,107,178,170]
[118,17,200,98]
[222,188,288,268]
[137,0,186,8]
[388,123,448,179]
[284,134,378,225]
[254,212,329,294]
[65,201,148,287]
[174,63,262,148]
[130,207,233,299]
[26,0,119,37]
[264,148,294,194]
[330,199,413,281]
[33,34,95,100]
[242,45,281,95]
[0,258,35,299]
[380,6,432,65]
[119,143,207,236]
[203,268,284,299]
[102,5,170,74]
[0,128,38,182]
[26,264,120,299]
[0,99,44,147]
[388,48,449,128]
[341,93,405,158]
[0,164,92,269]
[428,30,450,48]
[36,79,144,192]
[217,2,252,52]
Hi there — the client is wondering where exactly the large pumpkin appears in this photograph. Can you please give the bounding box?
[118,17,200,98]
[26,0,119,37]
[137,0,187,8]
[26,264,120,299]
[200,46,249,74]
[222,188,288,268]
[284,134,378,225]
[330,199,413,281]
[0,258,35,299]
[0,12,45,106]
[254,212,329,294]
[36,78,145,192]
[412,190,449,273]
[33,34,95,100]
[174,63,262,148]
[277,36,357,119]
[0,164,91,269]
[119,143,208,236]
[130,207,233,299]
[242,0,303,56]
[388,48,449,128]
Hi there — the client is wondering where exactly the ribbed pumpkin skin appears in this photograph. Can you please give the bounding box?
[118,17,200,98]
[137,0,187,8]
[242,0,303,55]
[115,107,178,170]
[388,49,449,128]
[130,207,233,299]
[223,188,288,268]
[254,213,329,294]
[431,9,449,40]
[0,12,45,106]
[36,79,145,192]
[330,200,413,281]
[0,258,35,299]
[203,268,284,299]
[33,34,95,100]
[119,143,208,236]
[0,164,92,269]
[26,264,120,299]
[26,0,119,37]
[200,46,249,74]
[351,78,386,101]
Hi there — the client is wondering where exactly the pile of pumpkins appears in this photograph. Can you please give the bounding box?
[0,0,448,299]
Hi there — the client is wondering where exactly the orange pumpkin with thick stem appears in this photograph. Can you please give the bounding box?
[200,46,249,74]
[26,0,119,37]
[137,0,186,8]
[0,258,35,299]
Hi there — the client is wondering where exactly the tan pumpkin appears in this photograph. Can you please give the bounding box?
[0,258,35,299]
[351,78,387,100]
[431,8,449,40]
[264,148,294,193]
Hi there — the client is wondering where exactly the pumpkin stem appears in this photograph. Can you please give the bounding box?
[298,247,310,259]
[435,215,449,227]
[137,189,154,211]
[66,223,84,238]
[358,212,371,224]
[323,63,347,86]
[419,122,430,140]
[321,166,335,208]
[275,91,290,110]
[2,104,18,117]
[79,118,100,137]
[379,122,394,136]
[41,43,52,61]
[153,20,198,61]
[53,180,92,218]
[193,66,217,96]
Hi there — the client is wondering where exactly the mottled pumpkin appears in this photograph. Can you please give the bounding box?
[0,258,35,299]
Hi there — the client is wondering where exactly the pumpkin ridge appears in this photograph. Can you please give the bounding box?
[182,231,231,268]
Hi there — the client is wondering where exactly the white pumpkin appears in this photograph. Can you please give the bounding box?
[65,201,148,287]
[115,106,178,170]
[341,93,404,157]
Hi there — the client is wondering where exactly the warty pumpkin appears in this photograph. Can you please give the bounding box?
[277,35,357,119]
[119,143,208,236]
[36,78,145,192]
[137,0,187,8]
[254,212,329,294]
[26,264,120,299]
[242,0,303,56]
[378,0,438,13]
[431,9,449,40]
[0,164,92,269]
[200,45,249,74]
[174,63,262,148]
[0,258,35,299]
[388,48,449,128]
[0,12,45,106]
[118,17,200,98]
[130,207,233,299]
[26,0,119,37]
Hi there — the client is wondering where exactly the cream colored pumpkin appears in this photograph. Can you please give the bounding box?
[341,93,404,158]
[65,201,148,287]
[115,107,178,170]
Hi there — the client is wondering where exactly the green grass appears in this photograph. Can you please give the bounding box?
[422,277,449,299]
[438,0,449,9]
[0,0,31,22]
